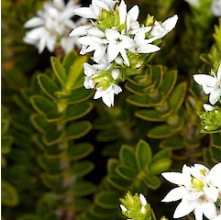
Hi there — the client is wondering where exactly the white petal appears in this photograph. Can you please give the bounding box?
[53,0,65,9]
[46,35,57,52]
[119,0,127,24]
[209,88,221,105]
[139,194,147,206]
[94,89,103,99]
[217,64,221,80]
[102,91,113,107]
[128,5,139,22]
[202,202,217,220]
[119,47,129,66]
[203,104,214,111]
[194,206,203,220]
[173,200,196,218]
[24,17,44,28]
[204,186,219,202]
[107,43,120,63]
[120,204,127,211]
[162,187,186,202]
[93,46,106,63]
[162,172,186,185]
[111,69,120,80]
[87,27,105,38]
[203,85,215,94]
[137,44,160,53]
[105,29,120,41]
[208,163,221,189]
[78,36,93,45]
[193,74,217,87]
[38,34,48,53]
[162,14,178,33]
[74,7,97,19]
[113,84,122,94]
[69,25,92,37]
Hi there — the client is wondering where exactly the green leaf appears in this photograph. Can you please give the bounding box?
[51,57,67,86]
[30,114,53,133]
[89,204,114,218]
[1,181,19,206]
[65,87,93,104]
[43,126,65,146]
[73,181,97,196]
[65,102,93,122]
[150,158,172,175]
[126,93,164,107]
[65,121,92,140]
[97,128,121,142]
[119,145,137,170]
[160,136,185,149]
[107,175,131,191]
[69,143,94,160]
[152,149,171,162]
[116,166,137,180]
[150,65,163,90]
[136,140,152,171]
[143,175,160,189]
[31,95,56,116]
[94,191,120,209]
[169,82,187,112]
[160,70,177,96]
[65,55,88,90]
[40,173,67,192]
[36,196,54,217]
[37,154,63,174]
[73,198,91,211]
[209,146,221,162]
[211,133,221,147]
[1,136,13,153]
[135,109,167,122]
[62,50,77,74]
[125,81,147,95]
[71,161,95,177]
[37,74,60,99]
[147,125,173,139]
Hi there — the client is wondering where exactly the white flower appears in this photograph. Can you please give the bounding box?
[105,29,135,66]
[211,0,221,17]
[184,0,200,6]
[94,83,122,107]
[150,15,178,39]
[77,27,108,62]
[193,64,221,105]
[203,104,214,111]
[24,0,84,53]
[73,0,115,19]
[133,27,160,53]
[162,163,221,220]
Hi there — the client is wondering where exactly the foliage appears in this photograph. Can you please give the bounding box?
[1,0,221,220]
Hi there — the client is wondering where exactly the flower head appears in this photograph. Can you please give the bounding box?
[24,0,85,53]
[193,64,221,105]
[162,163,221,220]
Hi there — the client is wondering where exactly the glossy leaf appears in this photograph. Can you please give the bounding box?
[169,82,187,112]
[147,125,173,139]
[65,121,92,140]
[30,114,53,133]
[36,196,54,217]
[150,158,172,174]
[1,181,19,206]
[143,175,161,189]
[43,127,65,146]
[119,145,137,170]
[135,109,166,122]
[136,140,152,170]
[51,57,67,86]
[71,161,95,177]
[65,102,93,122]
[30,95,55,116]
[116,166,137,180]
[160,136,184,149]
[69,143,94,160]
[73,181,97,197]
[94,191,120,209]
[62,50,77,74]
[160,70,177,96]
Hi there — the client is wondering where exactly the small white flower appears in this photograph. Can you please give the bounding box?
[94,83,122,107]
[211,0,221,17]
[24,0,84,53]
[105,29,135,66]
[139,194,147,207]
[193,64,221,105]
[73,0,115,19]
[111,69,120,80]
[134,27,160,53]
[162,163,221,220]
[150,15,178,39]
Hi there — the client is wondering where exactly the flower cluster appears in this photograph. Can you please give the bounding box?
[193,64,221,131]
[23,0,86,54]
[184,0,221,17]
[120,192,155,220]
[162,163,221,220]
[70,0,178,107]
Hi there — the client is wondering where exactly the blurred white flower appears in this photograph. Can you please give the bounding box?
[184,0,200,6]
[162,163,221,220]
[150,15,178,39]
[203,104,214,111]
[193,64,221,105]
[24,0,85,53]
[211,0,221,17]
